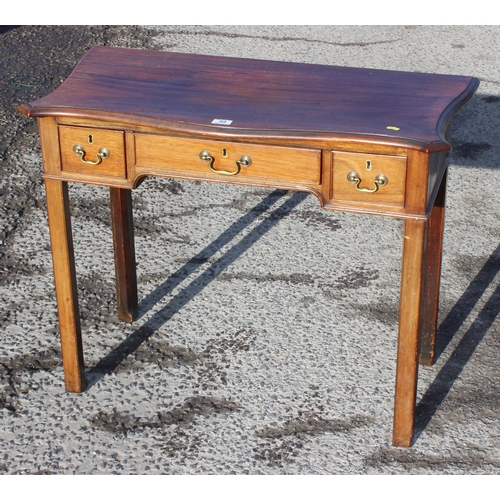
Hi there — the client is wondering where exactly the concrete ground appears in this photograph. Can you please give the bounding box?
[0,25,499,475]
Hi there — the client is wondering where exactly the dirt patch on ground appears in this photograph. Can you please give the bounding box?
[0,349,60,412]
[254,413,373,467]
[90,395,240,435]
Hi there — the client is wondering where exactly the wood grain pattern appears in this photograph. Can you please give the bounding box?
[419,170,447,365]
[59,125,126,178]
[404,149,431,216]
[393,218,427,446]
[38,117,61,175]
[331,151,407,207]
[134,133,321,185]
[44,179,87,392]
[20,46,479,152]
[110,187,138,322]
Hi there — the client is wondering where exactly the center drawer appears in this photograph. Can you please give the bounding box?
[134,134,321,185]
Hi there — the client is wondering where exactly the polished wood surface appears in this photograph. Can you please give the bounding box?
[19,47,479,447]
[393,218,427,446]
[110,187,138,323]
[134,133,322,184]
[331,151,407,207]
[419,170,448,365]
[44,178,87,392]
[59,125,126,178]
[20,46,478,152]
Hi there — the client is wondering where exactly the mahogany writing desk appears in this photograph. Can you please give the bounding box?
[19,46,479,447]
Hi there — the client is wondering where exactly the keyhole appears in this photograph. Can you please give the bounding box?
[88,134,93,144]
[366,160,372,170]
[222,147,228,158]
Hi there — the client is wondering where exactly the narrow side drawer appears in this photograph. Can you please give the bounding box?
[331,151,407,207]
[59,125,126,178]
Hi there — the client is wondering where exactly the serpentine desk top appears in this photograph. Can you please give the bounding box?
[19,46,478,153]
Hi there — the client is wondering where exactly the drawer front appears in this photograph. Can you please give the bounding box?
[331,151,407,207]
[134,134,321,185]
[59,125,126,178]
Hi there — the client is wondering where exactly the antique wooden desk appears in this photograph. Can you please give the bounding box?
[19,46,478,447]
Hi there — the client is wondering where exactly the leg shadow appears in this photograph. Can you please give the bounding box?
[434,242,500,360]
[414,243,500,438]
[136,189,288,319]
[87,190,308,386]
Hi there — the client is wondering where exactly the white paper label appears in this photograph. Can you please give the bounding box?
[211,119,233,125]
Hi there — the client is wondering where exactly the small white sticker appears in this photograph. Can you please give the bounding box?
[211,119,233,125]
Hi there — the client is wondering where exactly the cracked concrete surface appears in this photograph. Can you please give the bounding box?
[0,25,499,474]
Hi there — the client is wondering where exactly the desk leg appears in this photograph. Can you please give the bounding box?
[419,170,447,365]
[110,187,138,322]
[44,179,87,393]
[393,218,427,446]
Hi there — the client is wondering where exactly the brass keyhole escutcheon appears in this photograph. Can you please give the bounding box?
[88,134,93,144]
[366,160,372,170]
[222,147,228,158]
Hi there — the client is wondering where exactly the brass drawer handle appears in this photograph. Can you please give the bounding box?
[347,171,388,193]
[73,144,110,165]
[199,150,251,176]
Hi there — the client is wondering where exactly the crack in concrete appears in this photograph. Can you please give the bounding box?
[478,79,500,85]
[155,28,401,48]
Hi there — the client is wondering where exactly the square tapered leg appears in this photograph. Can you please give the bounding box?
[110,187,138,322]
[45,179,87,393]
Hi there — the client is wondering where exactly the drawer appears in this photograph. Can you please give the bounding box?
[134,134,321,185]
[331,151,406,207]
[58,125,126,178]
